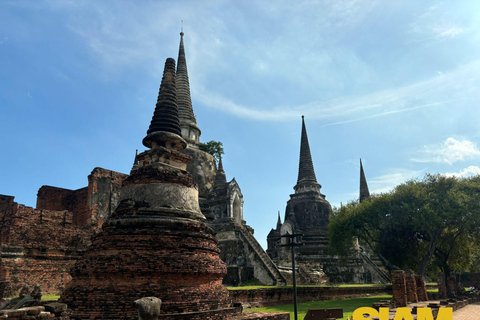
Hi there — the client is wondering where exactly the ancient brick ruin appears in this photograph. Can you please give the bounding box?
[0,168,126,298]
[59,57,233,319]
[391,270,429,307]
[0,32,282,298]
[267,117,389,284]
[58,56,288,320]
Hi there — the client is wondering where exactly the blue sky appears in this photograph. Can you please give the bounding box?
[2,1,480,248]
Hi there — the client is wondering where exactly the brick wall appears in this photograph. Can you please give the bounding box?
[0,204,92,297]
[0,167,127,298]
[391,270,407,307]
[86,167,127,230]
[229,286,392,308]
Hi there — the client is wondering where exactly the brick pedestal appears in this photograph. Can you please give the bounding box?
[415,275,428,301]
[391,270,407,307]
[406,270,418,303]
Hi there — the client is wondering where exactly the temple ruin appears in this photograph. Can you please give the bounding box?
[266,117,389,284]
[59,56,287,320]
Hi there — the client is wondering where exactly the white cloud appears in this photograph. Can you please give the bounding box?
[409,3,466,43]
[194,60,480,123]
[434,25,464,39]
[443,166,480,178]
[413,137,480,165]
[369,169,424,194]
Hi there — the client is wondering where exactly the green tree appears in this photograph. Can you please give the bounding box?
[329,174,480,283]
[199,140,224,162]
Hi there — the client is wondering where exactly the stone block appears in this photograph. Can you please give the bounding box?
[44,302,67,314]
[21,306,45,315]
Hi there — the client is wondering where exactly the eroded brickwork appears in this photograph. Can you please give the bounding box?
[0,167,127,298]
[391,270,408,307]
[415,275,428,301]
[0,205,92,297]
[405,270,418,303]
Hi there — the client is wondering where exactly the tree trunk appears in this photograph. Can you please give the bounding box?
[417,232,439,276]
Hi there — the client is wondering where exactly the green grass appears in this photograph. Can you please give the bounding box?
[246,295,392,320]
[227,283,389,290]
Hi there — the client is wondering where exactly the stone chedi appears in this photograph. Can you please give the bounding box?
[267,117,388,284]
[173,32,285,286]
[267,116,332,283]
[59,58,231,319]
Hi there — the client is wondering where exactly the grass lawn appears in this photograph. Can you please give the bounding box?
[227,283,390,290]
[246,295,392,320]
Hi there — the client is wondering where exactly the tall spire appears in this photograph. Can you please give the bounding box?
[143,58,186,151]
[294,116,322,194]
[176,31,195,123]
[276,211,282,230]
[176,31,201,146]
[359,159,370,202]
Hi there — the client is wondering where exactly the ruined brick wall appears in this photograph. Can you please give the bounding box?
[415,275,428,301]
[0,167,127,298]
[86,167,127,231]
[0,195,15,213]
[405,271,418,303]
[36,187,75,211]
[0,205,92,298]
[229,286,392,308]
[35,168,127,230]
[391,270,407,307]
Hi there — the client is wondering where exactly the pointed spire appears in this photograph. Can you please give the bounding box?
[293,116,322,195]
[276,211,282,230]
[175,31,201,146]
[176,32,197,124]
[143,58,186,150]
[359,159,370,202]
[218,155,224,172]
[214,155,227,187]
[131,149,139,172]
[296,116,318,183]
[133,149,139,166]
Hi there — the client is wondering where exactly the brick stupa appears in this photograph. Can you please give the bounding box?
[60,58,233,319]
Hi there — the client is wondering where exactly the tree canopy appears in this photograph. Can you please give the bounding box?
[328,174,480,279]
[199,140,224,162]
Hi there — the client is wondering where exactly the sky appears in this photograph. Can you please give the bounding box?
[1,0,480,249]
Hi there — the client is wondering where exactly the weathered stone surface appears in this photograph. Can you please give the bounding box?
[134,297,162,320]
[181,147,216,197]
[44,302,67,314]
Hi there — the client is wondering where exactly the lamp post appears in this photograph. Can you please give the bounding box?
[281,232,303,320]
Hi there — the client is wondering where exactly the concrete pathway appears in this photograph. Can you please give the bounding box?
[453,302,480,320]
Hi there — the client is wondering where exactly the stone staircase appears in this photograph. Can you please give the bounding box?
[239,228,287,286]
[358,249,391,283]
